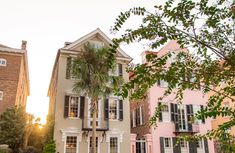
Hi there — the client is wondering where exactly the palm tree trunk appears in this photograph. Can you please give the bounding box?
[91,99,97,153]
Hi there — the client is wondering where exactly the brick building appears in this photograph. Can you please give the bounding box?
[0,41,30,113]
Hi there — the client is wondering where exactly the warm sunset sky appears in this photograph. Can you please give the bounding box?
[0,0,160,124]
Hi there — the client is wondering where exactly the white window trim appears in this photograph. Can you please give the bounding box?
[61,129,82,153]
[164,137,172,148]
[0,91,3,100]
[161,103,170,122]
[87,136,101,153]
[87,98,101,128]
[132,110,136,127]
[139,106,144,125]
[106,130,123,153]
[0,58,7,66]
[109,98,119,121]
[68,96,80,119]
[108,136,120,153]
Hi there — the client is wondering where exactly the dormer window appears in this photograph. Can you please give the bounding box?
[0,58,7,66]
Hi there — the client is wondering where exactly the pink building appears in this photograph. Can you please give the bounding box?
[130,40,215,153]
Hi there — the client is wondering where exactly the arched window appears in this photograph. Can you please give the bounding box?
[0,58,7,66]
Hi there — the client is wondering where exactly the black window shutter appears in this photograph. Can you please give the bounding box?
[204,138,209,153]
[189,141,197,153]
[186,105,192,132]
[173,137,181,153]
[66,57,71,79]
[160,137,165,153]
[158,102,163,122]
[104,99,109,120]
[64,95,70,118]
[200,105,205,123]
[119,100,123,121]
[170,103,175,122]
[118,63,123,76]
[79,96,85,118]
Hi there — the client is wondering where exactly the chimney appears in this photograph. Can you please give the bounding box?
[64,42,71,47]
[21,40,27,50]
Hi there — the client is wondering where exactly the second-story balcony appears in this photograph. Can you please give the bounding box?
[81,117,109,131]
[174,123,200,134]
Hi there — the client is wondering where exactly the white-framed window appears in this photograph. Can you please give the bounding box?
[65,136,77,153]
[136,106,144,126]
[162,104,170,122]
[164,137,172,148]
[136,139,146,153]
[109,99,118,120]
[110,137,119,153]
[178,105,188,131]
[68,96,80,118]
[0,91,3,101]
[193,105,202,124]
[89,40,104,49]
[132,109,136,127]
[180,139,188,148]
[0,58,7,66]
[196,140,203,148]
[89,137,99,153]
[88,99,101,128]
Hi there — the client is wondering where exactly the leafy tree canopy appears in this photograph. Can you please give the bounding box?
[0,107,27,153]
[110,0,235,152]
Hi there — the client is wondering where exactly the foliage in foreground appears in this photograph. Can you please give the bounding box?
[110,0,235,152]
[0,107,27,153]
[42,141,55,153]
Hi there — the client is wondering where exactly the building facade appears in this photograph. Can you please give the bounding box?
[130,40,215,153]
[48,28,132,153]
[0,41,30,113]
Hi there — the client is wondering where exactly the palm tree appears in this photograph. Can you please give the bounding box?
[70,43,121,153]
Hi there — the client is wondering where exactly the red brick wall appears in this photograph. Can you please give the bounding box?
[130,95,151,139]
[0,53,22,113]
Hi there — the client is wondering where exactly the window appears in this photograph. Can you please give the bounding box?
[90,41,104,49]
[0,58,7,66]
[132,110,136,127]
[0,91,3,100]
[162,104,170,122]
[133,106,144,126]
[69,96,80,118]
[89,137,99,153]
[65,136,77,153]
[180,139,188,148]
[109,99,118,119]
[193,105,202,124]
[136,139,146,153]
[110,137,118,153]
[164,138,172,148]
[196,140,203,148]
[178,105,187,131]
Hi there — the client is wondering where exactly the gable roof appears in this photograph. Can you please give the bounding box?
[62,28,132,60]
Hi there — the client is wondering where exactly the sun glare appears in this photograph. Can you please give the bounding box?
[26,96,49,125]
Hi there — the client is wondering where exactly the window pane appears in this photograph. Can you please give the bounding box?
[109,100,117,119]
[66,136,77,153]
[69,97,79,117]
[89,137,98,153]
[110,137,118,153]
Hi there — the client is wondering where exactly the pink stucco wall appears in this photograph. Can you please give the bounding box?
[140,40,215,153]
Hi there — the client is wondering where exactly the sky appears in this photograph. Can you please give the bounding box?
[0,0,159,124]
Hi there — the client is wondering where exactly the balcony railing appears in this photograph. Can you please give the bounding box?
[174,123,200,134]
[82,117,109,131]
